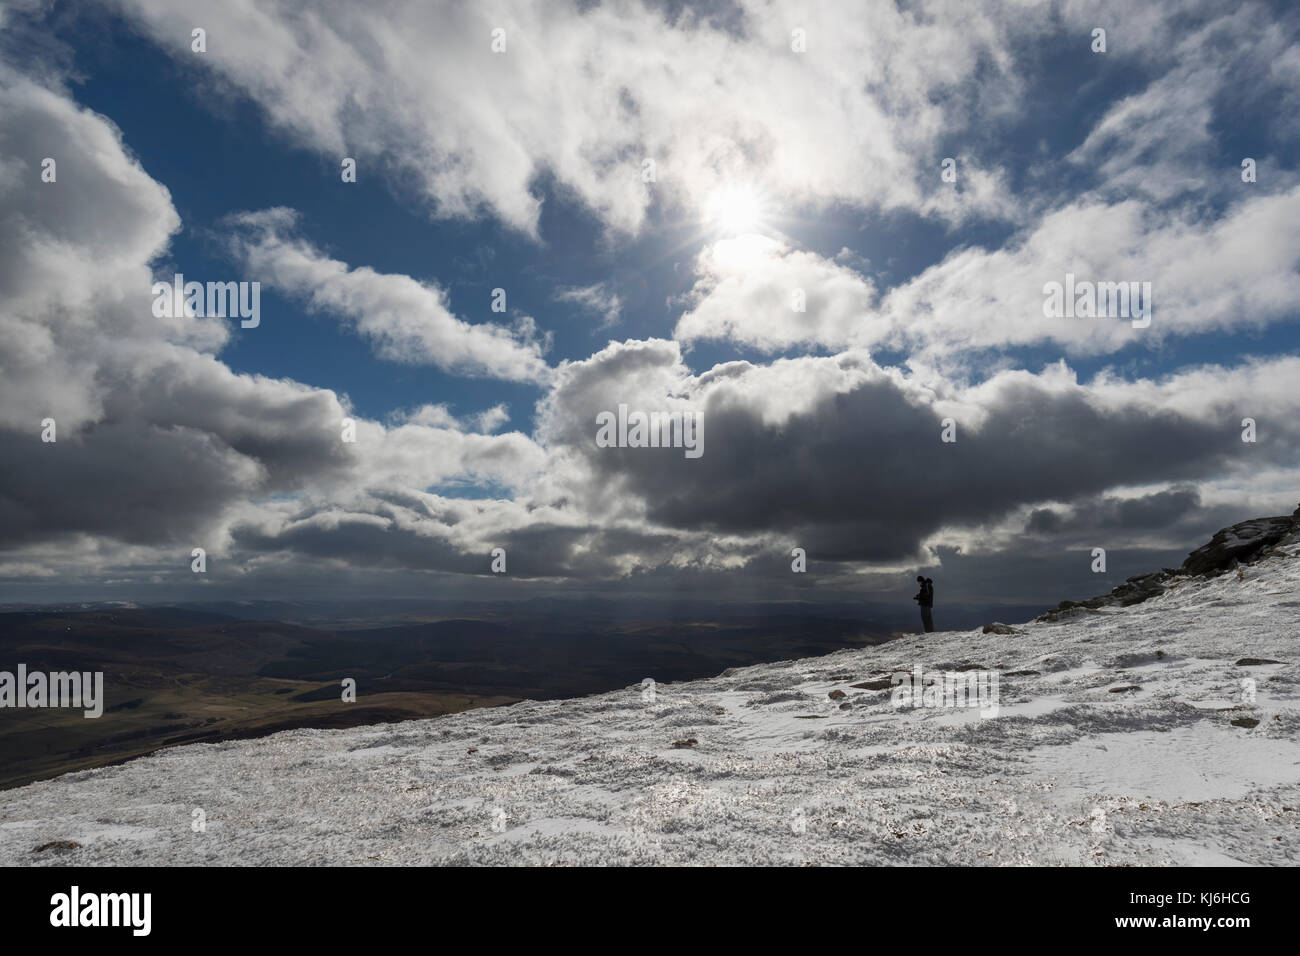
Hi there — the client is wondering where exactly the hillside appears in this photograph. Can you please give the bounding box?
[0,607,895,790]
[0,611,515,790]
[2,513,1298,865]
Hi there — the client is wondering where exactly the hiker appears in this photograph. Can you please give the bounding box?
[914,575,934,633]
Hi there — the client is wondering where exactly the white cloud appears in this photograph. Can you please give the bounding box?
[675,186,1300,359]
[1066,7,1300,205]
[555,282,623,327]
[226,208,552,383]
[0,63,546,568]
[111,0,1035,236]
[674,235,880,352]
[0,63,220,433]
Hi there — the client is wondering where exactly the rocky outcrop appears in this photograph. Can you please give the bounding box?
[1035,504,1299,623]
[1180,513,1297,576]
[1108,570,1169,606]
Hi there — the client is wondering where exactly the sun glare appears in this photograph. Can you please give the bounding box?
[705,183,764,236]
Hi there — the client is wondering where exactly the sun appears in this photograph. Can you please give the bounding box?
[704,183,765,236]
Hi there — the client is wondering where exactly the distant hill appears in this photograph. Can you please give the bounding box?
[0,604,895,789]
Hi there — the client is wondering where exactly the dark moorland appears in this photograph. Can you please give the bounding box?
[0,605,910,789]
[0,581,1057,790]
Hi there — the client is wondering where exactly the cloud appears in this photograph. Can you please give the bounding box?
[110,0,1036,236]
[225,208,552,383]
[535,340,1300,565]
[0,63,545,567]
[1023,487,1204,537]
[0,62,217,435]
[3,1,1300,608]
[1065,6,1300,205]
[554,282,623,327]
[398,403,511,434]
[675,187,1300,359]
[674,235,880,352]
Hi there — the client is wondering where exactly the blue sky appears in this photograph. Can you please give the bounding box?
[2,0,1299,609]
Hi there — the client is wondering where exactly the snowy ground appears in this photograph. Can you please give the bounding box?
[3,543,1298,865]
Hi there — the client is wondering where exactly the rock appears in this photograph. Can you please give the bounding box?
[828,689,847,700]
[1034,506,1299,623]
[1235,658,1283,666]
[1108,685,1141,693]
[1003,670,1040,676]
[852,678,894,690]
[672,737,699,748]
[983,622,1016,635]
[1181,513,1296,577]
[1035,604,1103,623]
[34,841,82,853]
[1230,717,1260,728]
[838,702,852,710]
[1110,572,1169,607]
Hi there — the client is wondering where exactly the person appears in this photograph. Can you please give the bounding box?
[914,575,934,633]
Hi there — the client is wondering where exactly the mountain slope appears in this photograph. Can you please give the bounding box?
[3,522,1298,866]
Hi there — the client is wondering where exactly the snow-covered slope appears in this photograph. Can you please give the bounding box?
[4,535,1299,866]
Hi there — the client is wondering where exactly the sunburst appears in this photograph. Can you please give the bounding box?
[703,183,765,236]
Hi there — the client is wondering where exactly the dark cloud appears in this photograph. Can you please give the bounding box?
[551,347,1293,563]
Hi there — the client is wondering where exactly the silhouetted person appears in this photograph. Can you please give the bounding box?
[914,575,934,632]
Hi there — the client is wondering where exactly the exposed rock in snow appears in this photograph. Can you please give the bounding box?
[1,524,1297,866]
[1038,505,1300,622]
[1182,509,1299,576]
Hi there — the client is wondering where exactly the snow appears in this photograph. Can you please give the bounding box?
[3,539,1298,866]
[1026,728,1300,802]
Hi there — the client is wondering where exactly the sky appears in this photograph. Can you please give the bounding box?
[1,0,1299,612]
